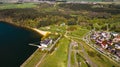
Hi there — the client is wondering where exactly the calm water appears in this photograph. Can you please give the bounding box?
[0,22,42,67]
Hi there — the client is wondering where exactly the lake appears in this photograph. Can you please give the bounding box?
[0,21,42,67]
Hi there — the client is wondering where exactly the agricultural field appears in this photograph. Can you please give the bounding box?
[0,3,36,10]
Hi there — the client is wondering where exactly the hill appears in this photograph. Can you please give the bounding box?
[0,0,120,3]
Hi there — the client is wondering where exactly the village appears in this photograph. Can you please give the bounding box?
[90,31,120,60]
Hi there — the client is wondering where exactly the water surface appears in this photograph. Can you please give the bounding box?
[0,22,41,67]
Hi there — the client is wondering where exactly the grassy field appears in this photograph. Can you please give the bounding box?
[0,3,36,10]
[39,25,66,34]
[21,49,45,67]
[71,50,76,67]
[39,37,70,67]
[67,25,89,38]
[76,53,88,67]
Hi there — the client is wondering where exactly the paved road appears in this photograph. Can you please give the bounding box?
[79,42,98,67]
[67,41,74,67]
[65,32,97,67]
[84,31,120,66]
[74,50,79,67]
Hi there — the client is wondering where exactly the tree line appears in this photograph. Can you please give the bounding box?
[0,3,120,32]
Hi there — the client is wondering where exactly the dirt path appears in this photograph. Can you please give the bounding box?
[35,53,47,67]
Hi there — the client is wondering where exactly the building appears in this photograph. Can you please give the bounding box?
[40,38,52,47]
[113,35,120,43]
[115,43,120,50]
[116,49,120,58]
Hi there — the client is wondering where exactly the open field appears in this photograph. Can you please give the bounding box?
[21,49,45,67]
[71,50,76,67]
[39,37,70,67]
[39,25,66,34]
[67,25,89,38]
[0,3,36,9]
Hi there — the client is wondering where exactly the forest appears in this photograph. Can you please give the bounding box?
[0,3,120,32]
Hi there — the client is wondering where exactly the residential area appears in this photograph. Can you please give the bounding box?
[90,31,120,61]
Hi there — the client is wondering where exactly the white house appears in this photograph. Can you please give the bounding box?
[40,39,52,48]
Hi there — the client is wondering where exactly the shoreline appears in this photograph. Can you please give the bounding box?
[0,21,45,37]
[31,28,50,36]
[0,21,51,66]
[31,28,51,40]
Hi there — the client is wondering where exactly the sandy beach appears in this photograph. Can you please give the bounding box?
[32,28,50,36]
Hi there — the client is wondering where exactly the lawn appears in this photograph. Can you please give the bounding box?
[39,37,70,67]
[76,53,88,67]
[71,51,76,67]
[0,3,36,10]
[39,25,66,34]
[22,49,45,67]
[67,25,89,38]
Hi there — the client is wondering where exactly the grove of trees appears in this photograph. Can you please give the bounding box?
[0,3,120,32]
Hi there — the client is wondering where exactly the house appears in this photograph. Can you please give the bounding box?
[116,49,120,58]
[115,43,120,50]
[111,32,119,37]
[40,38,52,48]
[101,40,108,49]
[113,35,120,43]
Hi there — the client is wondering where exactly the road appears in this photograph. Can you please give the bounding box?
[65,28,97,67]
[66,36,97,67]
[35,53,47,67]
[83,31,120,66]
[79,42,98,67]
[67,41,73,67]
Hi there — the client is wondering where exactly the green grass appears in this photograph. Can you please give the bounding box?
[71,51,76,67]
[0,3,36,10]
[39,37,70,67]
[22,49,45,67]
[75,39,120,67]
[76,53,88,67]
[39,25,66,34]
[68,25,89,38]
